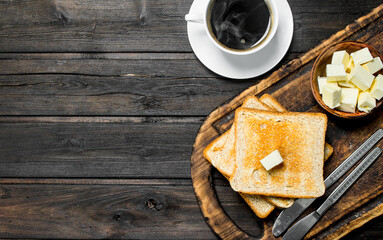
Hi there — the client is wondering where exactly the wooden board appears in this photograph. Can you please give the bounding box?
[191,4,383,240]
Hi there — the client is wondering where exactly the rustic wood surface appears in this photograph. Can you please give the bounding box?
[1,0,383,239]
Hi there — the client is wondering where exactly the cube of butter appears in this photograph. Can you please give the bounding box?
[326,64,347,82]
[362,57,383,74]
[349,65,375,91]
[370,74,383,100]
[346,58,354,73]
[351,47,373,65]
[318,77,327,94]
[322,84,342,109]
[358,91,376,113]
[318,77,338,94]
[336,88,359,113]
[338,80,356,88]
[332,50,349,70]
[260,150,284,171]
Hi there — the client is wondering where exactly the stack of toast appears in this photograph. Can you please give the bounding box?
[204,94,333,218]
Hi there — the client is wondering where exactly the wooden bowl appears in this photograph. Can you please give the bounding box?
[311,41,383,118]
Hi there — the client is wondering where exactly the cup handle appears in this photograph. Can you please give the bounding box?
[185,14,204,23]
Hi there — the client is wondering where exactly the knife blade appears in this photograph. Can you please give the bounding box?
[282,147,382,240]
[273,129,383,237]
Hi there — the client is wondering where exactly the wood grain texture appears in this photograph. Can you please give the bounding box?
[0,74,245,116]
[0,0,192,52]
[0,179,275,239]
[0,54,210,77]
[0,52,313,116]
[0,0,380,53]
[191,4,383,240]
[0,117,202,178]
[0,180,258,239]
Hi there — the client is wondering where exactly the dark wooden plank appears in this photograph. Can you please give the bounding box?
[0,74,254,116]
[0,52,301,79]
[0,53,212,77]
[0,179,263,239]
[0,179,382,239]
[0,0,193,52]
[0,51,302,77]
[0,53,259,115]
[0,0,380,52]
[0,117,203,178]
[0,49,312,117]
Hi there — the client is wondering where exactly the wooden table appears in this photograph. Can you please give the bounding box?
[0,0,382,239]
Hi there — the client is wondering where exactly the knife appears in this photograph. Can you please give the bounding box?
[273,129,383,237]
[282,147,382,240]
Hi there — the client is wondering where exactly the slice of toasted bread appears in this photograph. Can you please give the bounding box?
[205,97,295,210]
[204,96,331,210]
[204,97,276,218]
[203,129,234,177]
[230,108,327,198]
[260,94,333,162]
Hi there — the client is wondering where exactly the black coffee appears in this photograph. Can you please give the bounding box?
[209,0,271,50]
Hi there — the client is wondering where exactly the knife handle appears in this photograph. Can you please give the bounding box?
[324,129,383,189]
[317,147,382,216]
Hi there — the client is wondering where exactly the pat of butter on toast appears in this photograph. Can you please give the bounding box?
[260,150,284,171]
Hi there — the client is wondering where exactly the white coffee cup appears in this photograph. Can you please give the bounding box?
[185,0,279,56]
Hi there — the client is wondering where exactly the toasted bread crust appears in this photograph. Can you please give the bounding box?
[203,129,230,164]
[324,142,333,161]
[239,193,275,218]
[260,94,288,112]
[242,96,271,110]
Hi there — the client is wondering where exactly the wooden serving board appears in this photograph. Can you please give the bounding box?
[191,4,383,240]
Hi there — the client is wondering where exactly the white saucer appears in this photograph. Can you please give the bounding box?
[186,0,294,79]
